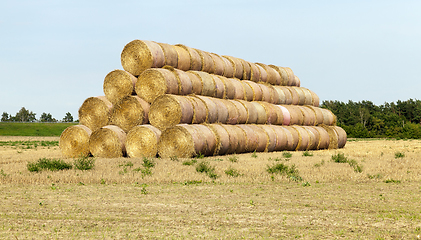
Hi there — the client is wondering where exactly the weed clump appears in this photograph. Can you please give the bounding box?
[27,158,72,172]
[196,161,218,179]
[302,151,313,157]
[331,153,363,173]
[394,152,405,158]
[224,167,242,177]
[74,156,95,170]
[282,152,292,159]
[266,163,302,182]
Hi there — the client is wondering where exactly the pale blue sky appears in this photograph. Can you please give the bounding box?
[1,0,420,120]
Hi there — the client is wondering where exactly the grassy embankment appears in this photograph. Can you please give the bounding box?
[0,122,77,136]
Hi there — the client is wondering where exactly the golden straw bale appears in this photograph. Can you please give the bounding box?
[78,96,112,132]
[294,75,301,87]
[195,124,218,156]
[277,105,291,126]
[126,125,161,158]
[257,102,278,125]
[314,126,330,150]
[207,124,230,155]
[272,86,287,104]
[109,96,150,132]
[174,44,202,71]
[292,87,306,105]
[157,42,178,68]
[321,108,336,126]
[194,49,214,74]
[189,71,216,97]
[157,125,197,158]
[103,70,137,105]
[277,87,293,105]
[185,71,203,95]
[243,80,263,101]
[194,95,218,123]
[236,100,258,124]
[224,100,240,124]
[333,126,347,148]
[241,81,254,101]
[220,125,239,154]
[281,126,298,151]
[272,104,284,125]
[211,98,229,123]
[89,125,126,158]
[250,102,268,124]
[300,88,314,106]
[303,126,320,150]
[136,68,178,103]
[248,125,269,152]
[221,56,235,78]
[258,83,272,103]
[256,64,268,83]
[291,126,310,151]
[212,75,226,99]
[267,84,281,104]
[321,125,339,149]
[163,66,193,96]
[219,76,235,99]
[59,125,92,158]
[121,40,165,76]
[174,45,191,71]
[257,125,277,152]
[298,106,316,126]
[282,105,304,125]
[240,59,251,80]
[149,94,194,130]
[186,96,207,124]
[209,53,225,76]
[237,125,259,153]
[284,67,295,86]
[223,56,243,79]
[231,100,248,124]
[270,125,288,151]
[309,89,320,107]
[306,106,324,125]
[230,78,245,100]
[285,87,300,105]
[249,62,261,82]
[269,65,289,86]
[257,63,281,85]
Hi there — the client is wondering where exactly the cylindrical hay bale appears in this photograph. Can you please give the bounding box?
[157,42,178,68]
[223,56,244,79]
[241,81,254,101]
[194,95,218,123]
[240,59,251,80]
[174,45,191,71]
[121,40,165,76]
[257,125,277,152]
[249,62,261,82]
[258,83,272,103]
[285,87,300,105]
[206,98,229,123]
[220,125,239,154]
[175,44,202,71]
[163,66,193,96]
[89,125,126,158]
[109,96,150,132]
[189,71,216,97]
[158,125,199,158]
[231,100,248,124]
[314,126,330,150]
[207,124,230,155]
[267,85,281,104]
[321,108,336,126]
[306,106,324,126]
[243,80,263,101]
[303,126,319,150]
[257,63,281,85]
[251,102,268,124]
[309,89,320,107]
[237,125,259,153]
[248,125,269,152]
[186,96,207,124]
[136,68,179,103]
[281,126,298,151]
[103,70,137,105]
[269,65,288,86]
[257,102,278,125]
[300,88,314,106]
[212,75,226,99]
[277,87,293,105]
[270,125,288,151]
[333,126,347,148]
[299,106,316,126]
[256,64,268,83]
[230,78,245,100]
[272,86,287,104]
[194,124,218,156]
[293,75,301,87]
[149,94,194,130]
[282,105,304,125]
[59,125,92,158]
[237,100,258,124]
[221,56,235,78]
[79,96,112,132]
[186,71,203,95]
[271,104,284,125]
[209,53,225,76]
[321,125,339,149]
[292,87,306,105]
[278,105,291,126]
[126,125,161,158]
[223,100,240,125]
[194,49,214,74]
[219,76,235,99]
[284,67,295,86]
[291,126,310,151]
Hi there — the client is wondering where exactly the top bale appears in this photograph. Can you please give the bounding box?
[121,40,165,76]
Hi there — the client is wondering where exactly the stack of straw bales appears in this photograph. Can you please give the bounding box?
[59,40,347,159]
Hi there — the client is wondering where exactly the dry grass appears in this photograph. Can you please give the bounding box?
[1,137,421,239]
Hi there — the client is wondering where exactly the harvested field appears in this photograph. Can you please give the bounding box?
[0,137,421,239]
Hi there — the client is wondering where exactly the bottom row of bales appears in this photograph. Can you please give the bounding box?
[60,124,346,159]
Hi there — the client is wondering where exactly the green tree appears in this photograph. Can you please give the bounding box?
[40,112,57,122]
[62,112,74,122]
[14,107,36,122]
[1,112,9,122]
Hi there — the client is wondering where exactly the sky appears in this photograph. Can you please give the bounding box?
[1,0,420,121]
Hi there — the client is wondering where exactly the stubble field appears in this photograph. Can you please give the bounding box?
[0,136,420,239]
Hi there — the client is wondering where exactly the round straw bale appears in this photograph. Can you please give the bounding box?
[269,65,289,86]
[59,125,92,158]
[231,100,248,124]
[292,87,306,105]
[249,62,261,82]
[209,53,225,76]
[294,75,301,87]
[89,125,126,158]
[194,124,218,156]
[321,108,336,126]
[306,106,324,125]
[277,87,293,105]
[243,80,263,101]
[291,126,310,151]
[237,125,259,153]
[185,71,203,95]
[309,89,320,107]
[333,126,347,148]
[314,126,330,150]
[223,56,244,79]
[257,63,281,85]
[174,45,191,71]
[224,100,240,125]
[240,59,251,80]
[157,125,196,158]
[321,125,339,149]
[241,81,254,101]
[103,70,137,105]
[209,98,229,123]
[281,126,298,151]
[189,71,216,97]
[174,44,202,71]
[194,95,218,123]
[298,106,316,126]
[256,64,268,83]
[126,125,161,158]
[163,66,193,95]
[278,105,291,126]
[149,94,194,130]
[230,78,245,100]
[157,42,178,68]
[79,96,112,132]
[232,125,248,154]
[236,100,258,124]
[207,123,230,155]
[257,125,277,152]
[186,96,207,124]
[282,105,304,125]
[267,84,281,104]
[250,102,268,124]
[285,87,299,105]
[220,125,239,154]
[221,56,235,78]
[258,83,272,103]
[212,75,226,99]
[300,88,313,106]
[284,67,295,86]
[220,76,235,99]
[121,40,165,76]
[248,125,269,152]
[271,104,284,125]
[270,125,288,151]
[303,126,320,150]
[136,68,178,103]
[257,102,278,125]
[109,96,150,132]
[272,86,286,104]
[194,49,214,74]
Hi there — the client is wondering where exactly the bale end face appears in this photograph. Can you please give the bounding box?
[59,125,92,158]
[89,125,126,158]
[158,126,195,158]
[126,125,161,158]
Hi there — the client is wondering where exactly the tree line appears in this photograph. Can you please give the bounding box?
[321,99,421,139]
[1,107,75,123]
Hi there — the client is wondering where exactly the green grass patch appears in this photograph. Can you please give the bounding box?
[224,167,242,177]
[0,122,77,136]
[196,161,218,179]
[0,140,58,149]
[266,163,302,182]
[27,158,73,172]
[73,156,95,170]
[331,153,363,173]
